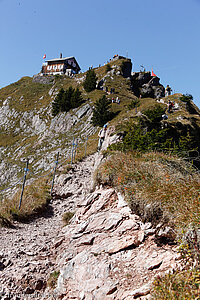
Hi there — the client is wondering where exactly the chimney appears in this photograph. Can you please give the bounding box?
[60,53,62,58]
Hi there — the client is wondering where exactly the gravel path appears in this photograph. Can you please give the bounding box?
[0,154,96,299]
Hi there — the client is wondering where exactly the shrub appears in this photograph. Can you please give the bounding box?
[143,104,166,124]
[180,94,193,103]
[128,99,140,110]
[47,271,60,288]
[62,211,74,225]
[112,121,172,152]
[110,103,198,153]
[83,69,97,92]
[92,95,113,127]
[106,64,112,72]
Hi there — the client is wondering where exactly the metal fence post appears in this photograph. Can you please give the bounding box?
[84,136,88,157]
[19,159,29,210]
[50,152,59,196]
[73,139,78,162]
[71,137,75,165]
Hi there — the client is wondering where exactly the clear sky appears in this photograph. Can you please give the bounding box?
[0,0,200,107]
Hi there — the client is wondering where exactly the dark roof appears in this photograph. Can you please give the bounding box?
[45,56,74,63]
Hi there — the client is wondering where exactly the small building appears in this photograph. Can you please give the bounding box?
[42,53,81,76]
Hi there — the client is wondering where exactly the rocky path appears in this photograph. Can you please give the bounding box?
[0,150,180,300]
[0,154,96,300]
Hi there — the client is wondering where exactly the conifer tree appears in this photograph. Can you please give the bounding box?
[52,87,83,117]
[83,69,97,92]
[52,88,65,116]
[70,88,82,108]
[92,95,112,126]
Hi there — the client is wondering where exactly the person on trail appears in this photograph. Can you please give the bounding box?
[98,124,107,152]
[167,99,173,113]
[165,85,172,97]
[162,113,168,120]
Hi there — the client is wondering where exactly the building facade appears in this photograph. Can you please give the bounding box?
[42,54,81,76]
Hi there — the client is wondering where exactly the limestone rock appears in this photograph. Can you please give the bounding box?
[75,103,91,119]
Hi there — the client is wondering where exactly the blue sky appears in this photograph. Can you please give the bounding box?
[0,0,200,107]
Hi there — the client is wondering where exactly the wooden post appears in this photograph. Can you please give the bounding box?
[84,136,88,157]
[50,152,59,196]
[19,159,29,210]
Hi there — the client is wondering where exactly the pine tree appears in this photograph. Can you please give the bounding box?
[52,87,83,117]
[83,69,97,92]
[92,95,112,126]
[52,88,65,116]
[70,88,82,108]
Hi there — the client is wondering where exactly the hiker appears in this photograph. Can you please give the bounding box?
[98,124,107,152]
[167,100,173,113]
[165,85,172,97]
[116,97,120,104]
[110,87,115,94]
[162,113,168,120]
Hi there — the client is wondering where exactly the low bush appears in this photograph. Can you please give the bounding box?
[180,94,193,103]
[47,271,60,288]
[62,211,75,225]
[143,104,166,124]
[128,99,140,110]
[110,115,198,154]
[106,64,112,72]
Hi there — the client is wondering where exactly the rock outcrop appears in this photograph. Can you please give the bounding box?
[0,97,95,190]
[131,72,165,98]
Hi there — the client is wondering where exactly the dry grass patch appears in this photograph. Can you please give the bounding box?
[152,269,200,299]
[62,211,75,225]
[95,151,200,228]
[0,177,51,224]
